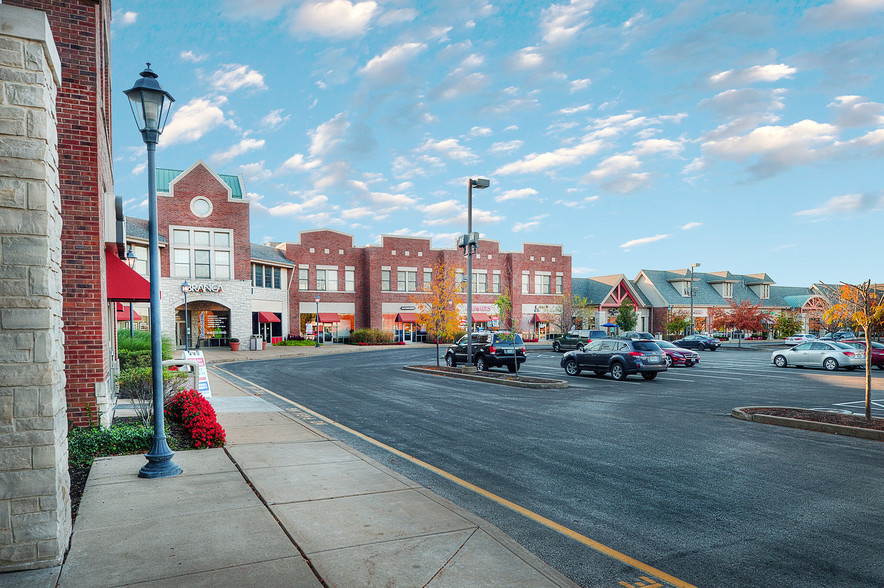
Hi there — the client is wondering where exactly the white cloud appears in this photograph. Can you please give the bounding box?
[470,126,492,137]
[794,192,883,216]
[494,138,603,175]
[632,138,684,156]
[115,10,138,25]
[803,0,884,28]
[419,138,477,162]
[558,104,593,115]
[513,47,544,70]
[620,233,670,249]
[495,188,538,202]
[368,191,416,207]
[237,161,272,182]
[555,195,600,208]
[247,192,269,213]
[699,88,787,118]
[279,153,321,173]
[268,195,330,217]
[290,0,378,38]
[570,78,591,92]
[211,64,267,93]
[309,113,349,159]
[490,140,523,153]
[377,7,417,26]
[211,138,265,164]
[418,200,460,218]
[261,109,291,130]
[161,97,232,146]
[709,64,797,86]
[340,206,377,219]
[680,222,702,230]
[829,95,884,128]
[180,50,208,63]
[358,42,426,85]
[585,155,640,181]
[539,0,595,44]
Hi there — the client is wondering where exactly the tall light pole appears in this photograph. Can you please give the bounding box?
[124,64,180,479]
[690,262,700,335]
[315,296,321,347]
[464,177,490,367]
[125,247,137,338]
[181,281,191,352]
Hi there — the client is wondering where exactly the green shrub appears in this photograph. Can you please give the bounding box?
[118,329,173,360]
[351,328,395,344]
[68,424,153,467]
[280,339,317,346]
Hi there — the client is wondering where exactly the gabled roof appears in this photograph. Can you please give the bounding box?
[573,275,649,307]
[157,167,244,198]
[636,269,771,307]
[251,243,293,266]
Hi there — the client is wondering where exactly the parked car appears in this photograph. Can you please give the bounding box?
[785,333,817,344]
[771,341,864,371]
[655,340,700,367]
[622,331,655,340]
[672,334,721,351]
[839,339,884,369]
[445,331,526,372]
[552,329,607,352]
[560,338,668,380]
[819,331,856,341]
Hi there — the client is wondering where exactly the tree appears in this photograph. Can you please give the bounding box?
[708,307,729,334]
[774,313,801,339]
[549,290,591,335]
[664,310,690,339]
[615,299,637,331]
[495,288,514,331]
[412,259,461,365]
[725,299,765,348]
[821,280,884,421]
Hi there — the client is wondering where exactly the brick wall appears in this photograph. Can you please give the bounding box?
[7,0,115,428]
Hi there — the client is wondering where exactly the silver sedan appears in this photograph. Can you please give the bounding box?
[771,341,865,371]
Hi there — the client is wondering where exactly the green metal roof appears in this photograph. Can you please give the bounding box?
[157,168,244,199]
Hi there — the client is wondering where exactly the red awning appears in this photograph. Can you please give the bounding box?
[318,312,340,322]
[396,313,417,323]
[471,313,491,322]
[106,249,150,302]
[114,302,142,321]
[258,311,281,323]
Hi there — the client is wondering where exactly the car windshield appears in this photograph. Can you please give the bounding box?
[832,342,855,350]
[633,341,661,352]
[494,333,524,345]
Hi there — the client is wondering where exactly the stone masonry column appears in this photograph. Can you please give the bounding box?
[0,5,69,571]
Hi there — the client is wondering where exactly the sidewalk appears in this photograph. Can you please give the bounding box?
[5,347,577,587]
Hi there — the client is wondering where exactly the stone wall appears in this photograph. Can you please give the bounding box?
[0,4,69,571]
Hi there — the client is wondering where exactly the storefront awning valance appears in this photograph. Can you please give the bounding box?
[318,312,340,322]
[471,313,491,322]
[396,313,417,323]
[258,311,280,323]
[106,249,150,302]
[114,302,142,321]
[531,313,543,323]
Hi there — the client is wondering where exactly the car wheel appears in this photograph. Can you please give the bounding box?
[773,355,787,368]
[697,343,706,351]
[664,355,673,368]
[445,353,456,367]
[553,340,561,352]
[823,357,838,371]
[564,359,581,376]
[641,372,657,380]
[610,362,627,381]
[476,356,488,371]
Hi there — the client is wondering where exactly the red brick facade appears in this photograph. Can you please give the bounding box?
[8,0,114,427]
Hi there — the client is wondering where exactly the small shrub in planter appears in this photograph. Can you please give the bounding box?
[351,328,396,344]
[165,389,226,448]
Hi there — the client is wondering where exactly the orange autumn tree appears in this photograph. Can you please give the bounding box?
[821,280,884,421]
[412,259,462,365]
[725,299,765,348]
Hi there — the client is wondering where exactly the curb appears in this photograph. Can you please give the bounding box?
[403,365,568,389]
[732,406,884,441]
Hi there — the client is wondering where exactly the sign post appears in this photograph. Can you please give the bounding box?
[183,350,211,397]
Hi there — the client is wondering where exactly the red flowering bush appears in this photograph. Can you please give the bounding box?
[165,389,226,449]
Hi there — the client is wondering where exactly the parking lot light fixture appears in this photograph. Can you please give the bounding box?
[315,296,321,348]
[125,63,180,479]
[466,177,490,367]
[690,262,700,335]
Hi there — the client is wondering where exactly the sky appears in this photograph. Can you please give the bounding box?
[109,0,884,287]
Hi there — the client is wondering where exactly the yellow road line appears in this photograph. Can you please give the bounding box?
[214,366,697,588]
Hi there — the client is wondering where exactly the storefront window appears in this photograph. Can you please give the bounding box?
[317,268,337,291]
[345,269,355,291]
[555,275,563,294]
[398,270,417,292]
[472,272,487,294]
[382,269,391,291]
[169,227,233,280]
[535,274,551,294]
[521,273,529,293]
[492,273,500,293]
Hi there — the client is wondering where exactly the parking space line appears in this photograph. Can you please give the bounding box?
[215,366,697,588]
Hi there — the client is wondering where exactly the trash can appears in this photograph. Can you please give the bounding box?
[250,335,263,350]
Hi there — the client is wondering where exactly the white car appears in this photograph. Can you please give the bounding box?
[771,341,864,371]
[785,333,816,344]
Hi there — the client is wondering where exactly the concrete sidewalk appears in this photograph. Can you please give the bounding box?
[5,354,577,587]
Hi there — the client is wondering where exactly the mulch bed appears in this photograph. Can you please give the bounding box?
[415,364,556,384]
[741,408,884,431]
[68,417,192,525]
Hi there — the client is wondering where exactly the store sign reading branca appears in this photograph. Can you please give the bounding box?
[190,283,223,293]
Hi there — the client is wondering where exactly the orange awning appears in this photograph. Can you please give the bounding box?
[258,311,280,323]
[115,302,142,321]
[471,313,491,322]
[396,313,417,323]
[318,313,340,322]
[106,249,150,302]
[531,313,544,323]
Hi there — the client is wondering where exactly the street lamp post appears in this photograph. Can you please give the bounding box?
[181,281,191,353]
[690,262,700,335]
[464,177,490,367]
[315,296,321,347]
[125,247,137,338]
[124,63,180,479]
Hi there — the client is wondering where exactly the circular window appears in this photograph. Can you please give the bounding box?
[190,197,213,218]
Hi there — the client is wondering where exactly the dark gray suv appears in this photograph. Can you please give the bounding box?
[560,338,667,380]
[552,329,607,352]
[445,331,526,372]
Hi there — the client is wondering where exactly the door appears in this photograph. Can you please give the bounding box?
[807,342,831,367]
[454,336,469,362]
[579,340,603,369]
[790,342,814,366]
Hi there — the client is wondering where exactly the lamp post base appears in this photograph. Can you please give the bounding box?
[138,437,182,479]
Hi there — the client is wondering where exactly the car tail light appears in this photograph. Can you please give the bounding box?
[842,351,854,357]
[629,351,643,357]
[488,345,496,354]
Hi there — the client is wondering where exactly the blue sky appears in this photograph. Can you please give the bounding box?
[110,0,884,286]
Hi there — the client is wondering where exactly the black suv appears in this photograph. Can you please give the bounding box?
[560,338,667,380]
[552,329,607,352]
[445,331,526,372]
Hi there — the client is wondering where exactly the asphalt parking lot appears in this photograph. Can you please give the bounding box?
[222,345,884,587]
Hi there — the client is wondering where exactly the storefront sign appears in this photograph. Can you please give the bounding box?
[183,350,211,397]
[190,283,223,293]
